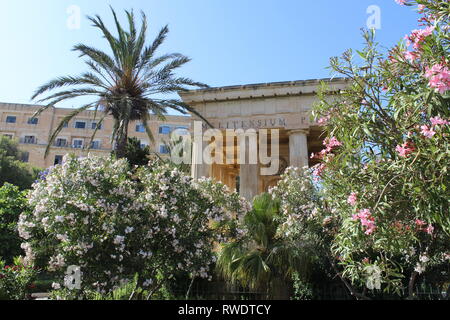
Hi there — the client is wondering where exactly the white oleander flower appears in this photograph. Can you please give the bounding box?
[52,282,61,290]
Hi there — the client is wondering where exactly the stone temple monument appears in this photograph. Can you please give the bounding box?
[178,78,348,200]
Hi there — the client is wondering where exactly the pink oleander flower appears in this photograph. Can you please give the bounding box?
[420,125,436,139]
[396,141,415,157]
[406,26,435,50]
[418,4,425,13]
[311,149,329,160]
[430,116,449,126]
[395,0,406,5]
[353,209,377,235]
[403,51,419,63]
[312,163,326,181]
[426,224,434,235]
[357,209,371,220]
[323,137,342,152]
[415,219,426,226]
[364,223,376,235]
[347,192,358,206]
[424,63,450,94]
[317,115,331,126]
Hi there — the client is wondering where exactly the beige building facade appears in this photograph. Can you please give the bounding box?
[0,102,191,168]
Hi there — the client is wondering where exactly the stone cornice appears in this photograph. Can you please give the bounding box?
[179,78,349,104]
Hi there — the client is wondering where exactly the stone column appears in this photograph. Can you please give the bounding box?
[240,164,258,201]
[288,130,309,169]
[239,146,259,201]
[191,133,211,179]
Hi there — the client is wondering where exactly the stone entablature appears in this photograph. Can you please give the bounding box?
[180,78,348,130]
[180,78,348,103]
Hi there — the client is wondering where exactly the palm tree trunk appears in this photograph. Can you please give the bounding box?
[407,271,418,300]
[115,118,129,159]
[185,277,195,300]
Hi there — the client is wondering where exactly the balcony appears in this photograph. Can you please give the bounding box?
[54,141,69,148]
[15,136,107,151]
[19,137,38,144]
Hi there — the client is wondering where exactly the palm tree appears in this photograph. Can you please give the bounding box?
[31,7,209,158]
[216,193,312,299]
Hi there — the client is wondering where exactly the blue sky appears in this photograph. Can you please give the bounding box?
[0,0,420,108]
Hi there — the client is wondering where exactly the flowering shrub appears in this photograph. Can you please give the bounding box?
[0,258,38,300]
[193,177,251,240]
[18,154,248,298]
[269,167,321,238]
[310,0,450,298]
[0,183,29,263]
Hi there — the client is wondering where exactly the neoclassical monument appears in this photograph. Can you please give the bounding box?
[180,78,349,200]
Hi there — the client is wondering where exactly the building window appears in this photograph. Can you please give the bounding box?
[159,126,171,135]
[54,155,63,165]
[159,144,169,154]
[75,121,86,129]
[140,140,149,149]
[2,134,13,139]
[91,122,102,130]
[27,117,39,125]
[174,126,189,135]
[72,139,84,149]
[62,121,69,128]
[136,124,145,132]
[90,140,101,149]
[6,116,16,123]
[20,152,29,163]
[23,136,36,144]
[55,138,68,147]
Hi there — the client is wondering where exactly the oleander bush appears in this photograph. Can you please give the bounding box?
[0,257,38,300]
[306,0,450,299]
[0,136,41,190]
[0,183,29,264]
[18,154,249,299]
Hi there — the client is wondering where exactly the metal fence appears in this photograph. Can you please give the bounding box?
[170,279,448,300]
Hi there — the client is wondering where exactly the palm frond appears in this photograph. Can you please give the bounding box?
[140,111,156,144]
[73,44,120,78]
[32,76,101,99]
[86,108,107,153]
[139,25,169,68]
[44,103,96,157]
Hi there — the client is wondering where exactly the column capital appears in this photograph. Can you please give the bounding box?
[287,129,309,136]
